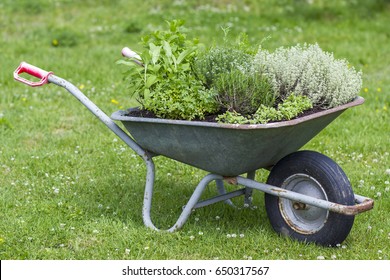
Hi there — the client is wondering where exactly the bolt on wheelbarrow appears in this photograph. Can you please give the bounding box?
[13,58,374,246]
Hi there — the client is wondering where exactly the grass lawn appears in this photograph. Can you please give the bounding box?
[0,0,389,260]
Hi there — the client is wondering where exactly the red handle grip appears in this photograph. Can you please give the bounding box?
[14,62,53,87]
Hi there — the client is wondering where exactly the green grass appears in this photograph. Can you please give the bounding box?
[0,0,389,260]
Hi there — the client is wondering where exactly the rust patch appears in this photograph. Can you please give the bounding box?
[331,199,374,216]
[223,177,238,185]
[271,188,287,194]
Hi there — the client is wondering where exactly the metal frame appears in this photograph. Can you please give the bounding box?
[13,65,374,233]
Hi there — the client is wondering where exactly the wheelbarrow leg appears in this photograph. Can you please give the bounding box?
[216,179,235,207]
[244,170,255,207]
[141,161,223,232]
[215,170,255,208]
[141,157,157,231]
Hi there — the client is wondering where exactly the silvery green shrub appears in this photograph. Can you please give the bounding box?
[253,43,362,108]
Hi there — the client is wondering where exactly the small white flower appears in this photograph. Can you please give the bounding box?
[53,188,60,194]
[215,216,220,220]
[198,231,203,235]
[368,225,372,230]
[317,256,325,260]
[92,229,99,234]
[231,233,237,238]
[331,255,337,259]
[378,250,383,254]
[144,246,149,250]
[125,248,130,255]
[195,217,199,222]
[226,234,232,238]
[190,235,195,240]
[370,186,375,190]
[385,169,390,175]
[239,234,245,238]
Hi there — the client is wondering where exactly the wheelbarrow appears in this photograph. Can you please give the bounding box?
[13,58,374,246]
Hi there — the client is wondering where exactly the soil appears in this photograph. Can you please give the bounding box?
[125,106,326,123]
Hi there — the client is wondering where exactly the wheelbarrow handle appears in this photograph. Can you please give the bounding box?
[14,62,53,87]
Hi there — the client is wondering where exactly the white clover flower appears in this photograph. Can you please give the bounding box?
[317,256,325,260]
[190,235,195,240]
[125,248,130,255]
[385,169,390,175]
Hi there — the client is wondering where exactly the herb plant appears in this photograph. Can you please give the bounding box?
[254,43,362,108]
[194,46,274,115]
[119,20,218,120]
[216,93,313,124]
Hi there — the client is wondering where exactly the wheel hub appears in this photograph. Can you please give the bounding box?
[279,174,329,234]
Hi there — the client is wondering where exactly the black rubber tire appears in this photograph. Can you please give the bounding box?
[265,150,355,246]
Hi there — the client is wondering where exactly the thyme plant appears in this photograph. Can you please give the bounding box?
[254,43,362,108]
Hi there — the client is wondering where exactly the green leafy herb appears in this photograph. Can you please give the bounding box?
[119,20,218,120]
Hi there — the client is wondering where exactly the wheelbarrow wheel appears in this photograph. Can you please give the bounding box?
[265,150,355,246]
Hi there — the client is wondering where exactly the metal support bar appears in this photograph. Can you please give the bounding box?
[215,179,236,207]
[142,172,223,232]
[244,170,256,206]
[194,188,246,209]
[236,176,374,216]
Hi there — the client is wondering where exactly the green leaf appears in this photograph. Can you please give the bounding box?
[163,41,172,58]
[145,75,158,88]
[149,43,161,64]
[176,47,196,64]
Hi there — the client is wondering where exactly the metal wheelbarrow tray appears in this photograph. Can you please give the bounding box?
[14,61,374,246]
